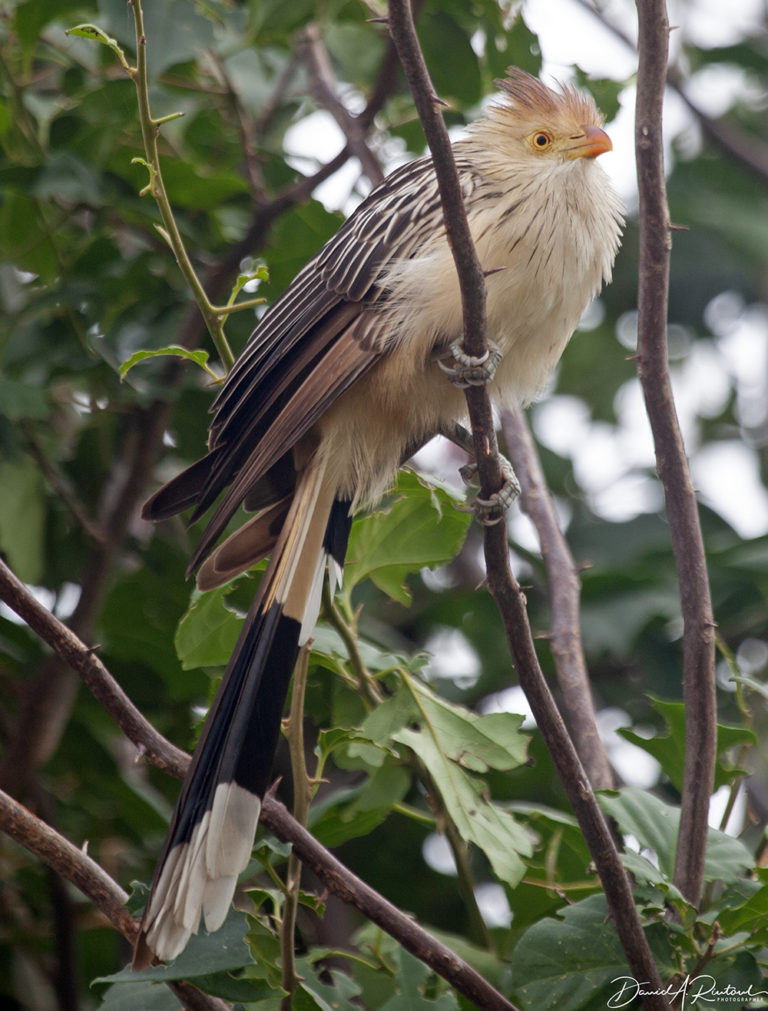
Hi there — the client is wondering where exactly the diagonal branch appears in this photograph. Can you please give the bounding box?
[300,22,385,186]
[0,558,188,780]
[634,0,716,907]
[386,0,668,1002]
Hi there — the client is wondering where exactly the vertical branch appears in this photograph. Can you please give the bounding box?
[386,2,669,1003]
[634,0,716,907]
[502,407,614,791]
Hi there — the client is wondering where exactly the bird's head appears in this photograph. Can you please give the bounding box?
[475,67,613,166]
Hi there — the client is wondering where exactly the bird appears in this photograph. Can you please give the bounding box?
[132,67,623,968]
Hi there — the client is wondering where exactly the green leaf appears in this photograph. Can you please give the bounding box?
[598,787,754,884]
[617,697,756,792]
[421,12,482,106]
[573,70,625,122]
[293,959,363,1011]
[174,585,243,670]
[98,981,182,1010]
[0,458,45,583]
[510,894,631,1011]
[119,345,218,381]
[311,761,411,848]
[65,23,130,69]
[714,868,768,944]
[361,674,532,887]
[344,471,470,605]
[97,909,252,983]
[380,949,459,1009]
[403,677,529,775]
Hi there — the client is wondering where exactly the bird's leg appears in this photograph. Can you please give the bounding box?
[439,422,521,526]
[437,338,503,388]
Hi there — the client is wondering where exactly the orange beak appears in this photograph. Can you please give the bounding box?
[564,124,613,160]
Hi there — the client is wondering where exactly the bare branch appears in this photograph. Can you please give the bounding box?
[634,0,716,907]
[501,407,614,791]
[386,0,668,1001]
[0,558,188,780]
[300,22,385,187]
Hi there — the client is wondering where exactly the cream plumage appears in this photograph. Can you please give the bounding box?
[134,68,623,967]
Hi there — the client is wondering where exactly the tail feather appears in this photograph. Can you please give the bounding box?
[195,498,290,592]
[133,458,352,969]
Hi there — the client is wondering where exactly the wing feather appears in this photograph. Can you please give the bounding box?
[152,150,483,569]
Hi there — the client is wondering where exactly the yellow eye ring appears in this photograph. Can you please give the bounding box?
[532,131,552,149]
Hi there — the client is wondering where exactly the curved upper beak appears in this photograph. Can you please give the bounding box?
[564,124,613,160]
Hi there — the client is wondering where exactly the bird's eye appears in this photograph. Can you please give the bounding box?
[532,131,552,149]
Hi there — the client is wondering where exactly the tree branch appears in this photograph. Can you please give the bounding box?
[0,558,188,780]
[300,22,385,187]
[634,0,716,907]
[501,407,614,791]
[386,0,668,1002]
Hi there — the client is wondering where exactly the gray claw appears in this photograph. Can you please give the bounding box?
[438,339,503,388]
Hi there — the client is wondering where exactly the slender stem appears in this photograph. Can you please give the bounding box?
[280,644,313,1009]
[129,0,234,370]
[442,816,493,951]
[322,583,383,705]
[634,0,716,908]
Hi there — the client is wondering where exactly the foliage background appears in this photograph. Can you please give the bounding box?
[1,0,767,1008]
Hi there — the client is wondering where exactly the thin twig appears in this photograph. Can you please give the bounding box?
[634,0,716,908]
[280,643,312,1009]
[321,582,383,706]
[128,0,235,369]
[386,0,668,1003]
[501,407,614,791]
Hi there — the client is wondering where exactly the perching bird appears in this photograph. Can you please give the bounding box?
[133,67,623,967]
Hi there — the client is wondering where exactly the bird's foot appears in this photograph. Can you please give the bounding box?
[460,456,520,526]
[438,339,502,388]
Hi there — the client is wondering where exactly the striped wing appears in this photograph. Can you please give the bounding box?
[146,151,483,569]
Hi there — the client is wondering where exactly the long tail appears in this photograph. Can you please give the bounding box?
[133,455,351,968]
